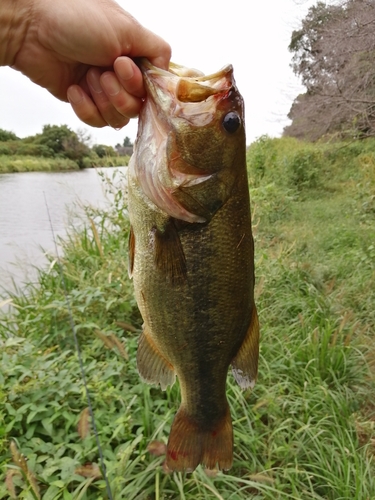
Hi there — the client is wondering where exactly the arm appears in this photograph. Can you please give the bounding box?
[0,0,171,128]
[0,0,31,67]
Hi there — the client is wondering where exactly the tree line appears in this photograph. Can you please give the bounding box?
[0,125,133,168]
[284,0,375,141]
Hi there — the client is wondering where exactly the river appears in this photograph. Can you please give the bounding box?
[0,167,127,302]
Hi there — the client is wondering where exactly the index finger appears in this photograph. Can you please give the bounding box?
[119,18,171,70]
[113,57,145,98]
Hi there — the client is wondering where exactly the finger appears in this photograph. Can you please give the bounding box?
[113,57,145,98]
[100,72,142,119]
[136,30,171,70]
[67,85,107,127]
[120,19,171,70]
[86,67,130,128]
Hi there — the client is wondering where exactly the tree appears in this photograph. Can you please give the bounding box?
[285,0,375,141]
[30,125,90,166]
[123,136,133,147]
[0,128,19,141]
[36,125,76,155]
[92,144,116,158]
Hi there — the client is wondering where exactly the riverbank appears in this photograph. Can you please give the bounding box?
[1,137,374,499]
[0,154,129,173]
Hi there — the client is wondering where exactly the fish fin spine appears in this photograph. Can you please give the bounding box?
[166,404,233,472]
[231,303,260,389]
[128,225,135,279]
[137,328,176,390]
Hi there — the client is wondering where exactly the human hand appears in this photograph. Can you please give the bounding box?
[2,0,171,128]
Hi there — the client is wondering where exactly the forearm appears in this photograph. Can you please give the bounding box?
[0,0,32,66]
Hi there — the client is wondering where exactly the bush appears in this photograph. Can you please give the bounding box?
[0,129,19,141]
[246,135,276,183]
[15,143,54,157]
[285,147,324,190]
[0,140,21,156]
[92,144,116,158]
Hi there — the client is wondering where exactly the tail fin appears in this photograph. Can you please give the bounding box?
[166,405,233,472]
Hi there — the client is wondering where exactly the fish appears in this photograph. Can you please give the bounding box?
[127,59,259,472]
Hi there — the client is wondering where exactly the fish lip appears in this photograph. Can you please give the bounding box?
[138,58,234,105]
[138,58,233,82]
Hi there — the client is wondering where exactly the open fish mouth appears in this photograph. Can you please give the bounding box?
[129,59,243,224]
[140,58,233,103]
[138,58,235,120]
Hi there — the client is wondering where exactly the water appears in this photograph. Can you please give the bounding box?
[0,167,127,301]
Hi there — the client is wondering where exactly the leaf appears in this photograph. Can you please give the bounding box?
[74,463,101,479]
[94,330,116,349]
[108,333,129,360]
[147,440,167,457]
[50,480,65,488]
[0,298,13,308]
[77,407,90,439]
[41,417,53,435]
[94,330,128,359]
[26,411,38,424]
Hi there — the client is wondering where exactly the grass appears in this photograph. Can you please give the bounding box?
[0,155,79,173]
[0,155,129,173]
[0,139,374,499]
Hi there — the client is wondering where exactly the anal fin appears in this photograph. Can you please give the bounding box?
[166,404,233,472]
[137,327,176,391]
[231,304,260,389]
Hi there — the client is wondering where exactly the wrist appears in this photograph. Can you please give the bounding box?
[0,0,32,66]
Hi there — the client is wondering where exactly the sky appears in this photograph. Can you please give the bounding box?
[0,0,317,147]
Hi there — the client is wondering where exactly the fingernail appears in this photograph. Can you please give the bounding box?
[101,74,121,96]
[116,61,134,81]
[87,70,103,93]
[67,86,83,105]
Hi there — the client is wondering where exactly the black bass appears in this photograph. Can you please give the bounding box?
[128,59,259,472]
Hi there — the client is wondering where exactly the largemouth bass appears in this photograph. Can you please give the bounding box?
[128,59,259,472]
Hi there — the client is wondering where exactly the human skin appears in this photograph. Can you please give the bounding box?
[0,0,171,128]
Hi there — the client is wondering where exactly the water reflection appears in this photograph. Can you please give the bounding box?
[0,167,127,296]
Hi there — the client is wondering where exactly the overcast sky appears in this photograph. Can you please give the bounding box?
[0,0,317,147]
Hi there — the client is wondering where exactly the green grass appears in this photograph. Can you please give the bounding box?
[0,155,79,173]
[0,155,129,173]
[1,140,374,499]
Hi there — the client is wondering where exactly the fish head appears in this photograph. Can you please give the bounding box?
[130,59,246,223]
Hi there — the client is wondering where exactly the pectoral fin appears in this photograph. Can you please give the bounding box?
[231,304,259,389]
[137,327,176,390]
[151,219,187,285]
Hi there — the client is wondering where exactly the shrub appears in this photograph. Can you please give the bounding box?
[285,147,324,190]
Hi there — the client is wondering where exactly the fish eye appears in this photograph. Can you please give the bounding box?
[222,112,241,133]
